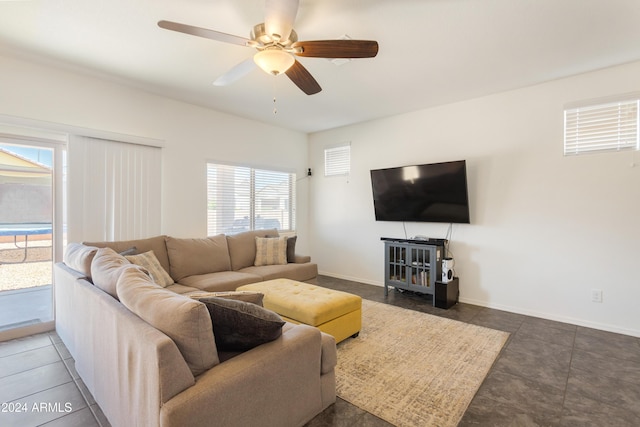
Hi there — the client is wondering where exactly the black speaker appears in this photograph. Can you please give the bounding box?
[435,277,459,309]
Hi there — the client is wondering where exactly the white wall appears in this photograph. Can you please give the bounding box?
[0,55,311,252]
[309,60,640,337]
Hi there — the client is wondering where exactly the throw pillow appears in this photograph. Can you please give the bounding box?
[190,291,264,306]
[254,236,288,266]
[118,246,137,256]
[199,297,285,352]
[286,235,297,263]
[125,250,174,288]
[226,229,279,271]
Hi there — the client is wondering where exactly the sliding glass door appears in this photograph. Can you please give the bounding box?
[0,139,63,339]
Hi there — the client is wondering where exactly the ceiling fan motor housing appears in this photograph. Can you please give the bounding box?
[250,23,298,51]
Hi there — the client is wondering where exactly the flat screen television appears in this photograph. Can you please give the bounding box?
[370,160,470,224]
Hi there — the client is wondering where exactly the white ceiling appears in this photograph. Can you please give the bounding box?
[1,0,640,133]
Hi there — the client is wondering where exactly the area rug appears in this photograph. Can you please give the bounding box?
[335,300,509,426]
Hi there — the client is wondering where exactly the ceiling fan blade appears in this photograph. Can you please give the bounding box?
[292,40,379,58]
[213,58,257,86]
[264,0,299,42]
[285,60,321,95]
[158,20,250,46]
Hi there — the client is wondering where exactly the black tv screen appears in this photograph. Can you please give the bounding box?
[370,160,470,224]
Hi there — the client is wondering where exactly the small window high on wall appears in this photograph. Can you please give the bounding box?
[564,97,640,156]
[324,143,351,176]
[206,162,296,236]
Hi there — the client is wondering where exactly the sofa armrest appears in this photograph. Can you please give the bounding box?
[55,262,196,427]
[320,332,337,375]
[55,261,89,280]
[160,323,327,427]
[293,254,311,264]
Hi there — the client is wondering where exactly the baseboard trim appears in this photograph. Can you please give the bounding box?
[0,320,55,342]
[318,271,383,287]
[318,272,640,338]
[459,296,640,338]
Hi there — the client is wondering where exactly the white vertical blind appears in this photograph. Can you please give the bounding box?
[324,143,351,176]
[207,162,296,236]
[67,136,161,243]
[564,99,639,155]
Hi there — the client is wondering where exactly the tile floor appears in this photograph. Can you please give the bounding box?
[0,331,108,427]
[1,275,639,426]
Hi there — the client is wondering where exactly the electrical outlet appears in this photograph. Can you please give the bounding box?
[591,289,603,303]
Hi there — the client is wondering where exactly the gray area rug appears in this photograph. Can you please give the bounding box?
[335,300,509,426]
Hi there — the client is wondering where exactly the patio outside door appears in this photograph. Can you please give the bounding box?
[0,141,58,338]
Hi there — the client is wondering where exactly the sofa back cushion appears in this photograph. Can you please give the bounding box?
[91,247,133,299]
[165,235,231,281]
[116,267,219,377]
[84,235,171,275]
[226,229,279,271]
[64,243,99,279]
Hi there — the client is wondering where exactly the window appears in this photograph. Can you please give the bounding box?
[207,162,296,235]
[564,97,639,155]
[324,143,351,176]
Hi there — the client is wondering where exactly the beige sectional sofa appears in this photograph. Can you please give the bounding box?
[54,230,335,427]
[85,229,318,294]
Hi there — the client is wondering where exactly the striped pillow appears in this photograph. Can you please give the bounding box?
[126,250,174,287]
[254,236,288,266]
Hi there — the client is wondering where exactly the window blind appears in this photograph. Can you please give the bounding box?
[564,99,639,155]
[207,163,296,236]
[67,136,161,242]
[324,143,351,176]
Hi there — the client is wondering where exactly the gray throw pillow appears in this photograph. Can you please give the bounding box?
[190,291,264,306]
[286,235,297,263]
[199,297,285,352]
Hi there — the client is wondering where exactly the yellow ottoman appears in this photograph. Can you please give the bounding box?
[237,279,362,343]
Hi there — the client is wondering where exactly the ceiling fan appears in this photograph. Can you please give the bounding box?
[158,0,378,95]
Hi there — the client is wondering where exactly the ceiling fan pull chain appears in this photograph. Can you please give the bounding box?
[272,77,278,116]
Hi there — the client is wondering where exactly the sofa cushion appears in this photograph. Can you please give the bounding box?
[240,262,319,282]
[166,235,231,281]
[226,229,279,271]
[116,267,219,376]
[91,247,132,298]
[198,296,285,351]
[177,270,262,293]
[189,290,264,306]
[254,236,288,266]
[84,236,171,275]
[125,250,174,287]
[166,283,201,295]
[64,243,98,279]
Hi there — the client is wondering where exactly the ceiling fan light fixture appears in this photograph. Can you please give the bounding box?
[254,49,295,76]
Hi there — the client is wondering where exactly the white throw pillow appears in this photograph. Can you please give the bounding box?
[254,236,288,266]
[125,250,174,287]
